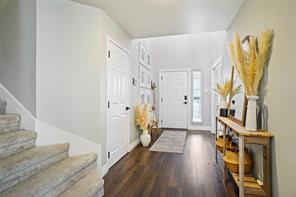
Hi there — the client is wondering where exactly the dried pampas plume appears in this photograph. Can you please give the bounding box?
[216,80,241,99]
[135,104,149,131]
[229,30,274,96]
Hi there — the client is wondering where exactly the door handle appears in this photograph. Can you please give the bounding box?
[126,106,130,111]
[183,102,187,104]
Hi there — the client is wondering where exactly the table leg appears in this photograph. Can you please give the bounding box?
[223,125,227,183]
[239,135,245,197]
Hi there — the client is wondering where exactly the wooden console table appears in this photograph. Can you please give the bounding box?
[215,116,273,197]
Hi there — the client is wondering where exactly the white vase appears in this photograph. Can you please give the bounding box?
[219,96,228,108]
[245,96,259,131]
[140,130,151,146]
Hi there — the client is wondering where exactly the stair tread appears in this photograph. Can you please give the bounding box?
[0,114,21,124]
[0,131,37,147]
[0,153,97,197]
[60,169,104,197]
[0,143,70,179]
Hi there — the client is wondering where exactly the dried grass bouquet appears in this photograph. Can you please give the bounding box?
[216,80,241,99]
[135,104,149,133]
[229,30,274,96]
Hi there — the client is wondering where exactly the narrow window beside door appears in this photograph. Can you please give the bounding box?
[192,71,202,123]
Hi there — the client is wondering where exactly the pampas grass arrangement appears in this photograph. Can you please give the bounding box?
[216,80,232,98]
[216,80,241,99]
[135,104,149,132]
[229,84,241,102]
[229,30,274,96]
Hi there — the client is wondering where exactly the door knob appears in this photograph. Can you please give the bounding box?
[126,106,130,111]
[183,102,187,104]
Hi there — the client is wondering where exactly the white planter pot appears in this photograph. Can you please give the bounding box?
[245,96,259,131]
[140,130,151,147]
[219,96,228,108]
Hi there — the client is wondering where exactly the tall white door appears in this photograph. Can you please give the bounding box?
[161,71,188,129]
[107,40,130,168]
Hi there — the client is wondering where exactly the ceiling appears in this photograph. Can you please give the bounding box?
[73,0,243,38]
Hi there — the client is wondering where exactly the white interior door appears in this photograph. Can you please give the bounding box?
[161,71,188,129]
[107,39,130,168]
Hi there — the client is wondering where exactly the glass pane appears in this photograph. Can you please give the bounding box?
[192,71,202,122]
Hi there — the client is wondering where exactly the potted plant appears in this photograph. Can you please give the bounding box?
[229,30,274,131]
[216,80,241,117]
[135,104,151,146]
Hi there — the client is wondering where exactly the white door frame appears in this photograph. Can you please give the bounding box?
[105,36,131,172]
[159,68,190,129]
[211,56,224,133]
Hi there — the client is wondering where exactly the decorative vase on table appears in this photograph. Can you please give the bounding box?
[219,96,229,117]
[245,96,259,131]
[140,129,151,146]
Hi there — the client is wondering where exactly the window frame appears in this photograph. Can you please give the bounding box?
[191,70,203,124]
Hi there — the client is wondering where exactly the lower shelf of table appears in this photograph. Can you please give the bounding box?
[229,171,267,196]
[230,172,261,189]
[216,148,266,195]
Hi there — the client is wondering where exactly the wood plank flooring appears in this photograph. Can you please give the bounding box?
[104,131,229,197]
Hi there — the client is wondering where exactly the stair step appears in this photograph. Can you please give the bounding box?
[60,169,104,197]
[0,99,6,114]
[0,153,97,197]
[0,143,70,192]
[0,131,37,159]
[0,114,21,133]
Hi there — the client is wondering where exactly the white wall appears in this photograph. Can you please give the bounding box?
[0,0,36,116]
[226,0,296,196]
[137,32,228,130]
[129,40,141,143]
[36,0,130,167]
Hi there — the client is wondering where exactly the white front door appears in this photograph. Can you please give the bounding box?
[160,71,188,129]
[107,39,130,168]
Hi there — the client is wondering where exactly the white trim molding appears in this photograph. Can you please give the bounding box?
[128,138,140,152]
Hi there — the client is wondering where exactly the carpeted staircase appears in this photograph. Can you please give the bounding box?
[0,98,104,196]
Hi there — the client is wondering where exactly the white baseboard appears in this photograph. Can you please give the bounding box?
[35,120,102,174]
[101,138,139,177]
[0,83,36,130]
[128,138,140,152]
[188,125,212,132]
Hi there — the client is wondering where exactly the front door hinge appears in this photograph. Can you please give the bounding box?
[161,120,163,123]
[108,50,111,58]
[108,101,110,109]
[161,98,163,102]
[161,76,163,80]
[108,152,110,159]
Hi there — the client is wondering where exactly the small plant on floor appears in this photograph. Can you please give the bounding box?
[135,104,151,146]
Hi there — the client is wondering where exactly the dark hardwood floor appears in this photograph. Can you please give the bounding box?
[104,131,229,197]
